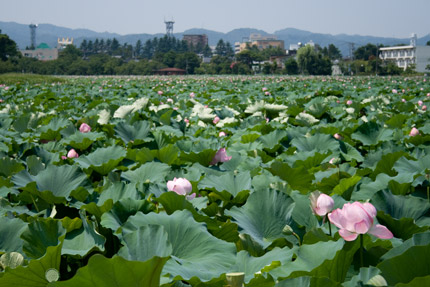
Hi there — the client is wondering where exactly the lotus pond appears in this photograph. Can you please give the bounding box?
[0,75,430,286]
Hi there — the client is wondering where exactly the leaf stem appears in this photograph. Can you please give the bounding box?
[30,194,40,213]
[360,234,364,268]
[326,214,332,236]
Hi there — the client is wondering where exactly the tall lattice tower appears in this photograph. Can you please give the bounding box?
[29,24,38,49]
[164,20,174,37]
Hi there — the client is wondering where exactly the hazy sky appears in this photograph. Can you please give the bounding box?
[2,0,429,38]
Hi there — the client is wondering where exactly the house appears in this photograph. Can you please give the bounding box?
[21,43,58,61]
[154,67,186,75]
[235,34,285,54]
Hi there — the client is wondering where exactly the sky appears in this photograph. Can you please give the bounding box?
[1,0,430,38]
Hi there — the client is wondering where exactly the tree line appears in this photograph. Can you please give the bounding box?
[0,29,425,76]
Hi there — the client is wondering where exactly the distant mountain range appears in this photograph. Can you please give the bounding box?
[1,21,429,57]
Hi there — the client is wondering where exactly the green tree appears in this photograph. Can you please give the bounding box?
[284,57,298,74]
[322,44,342,60]
[215,39,227,56]
[297,45,332,75]
[426,41,430,46]
[175,52,201,74]
[0,31,20,61]
[353,43,379,60]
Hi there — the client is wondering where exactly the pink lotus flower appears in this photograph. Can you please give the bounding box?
[328,202,393,241]
[262,87,268,91]
[418,100,423,106]
[334,133,343,140]
[79,123,91,133]
[346,100,353,105]
[157,91,163,95]
[61,155,67,160]
[67,149,79,158]
[213,116,220,124]
[210,148,232,165]
[392,89,398,94]
[167,98,173,103]
[219,131,226,137]
[189,92,195,98]
[310,191,334,216]
[184,118,189,124]
[402,99,406,103]
[265,91,271,96]
[422,105,427,111]
[409,127,420,137]
[167,177,195,200]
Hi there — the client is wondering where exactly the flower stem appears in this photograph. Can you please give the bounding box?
[427,186,429,203]
[360,234,364,268]
[326,214,332,236]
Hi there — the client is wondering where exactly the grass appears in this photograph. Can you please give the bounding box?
[0,73,67,85]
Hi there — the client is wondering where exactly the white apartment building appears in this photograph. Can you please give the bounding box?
[379,34,430,72]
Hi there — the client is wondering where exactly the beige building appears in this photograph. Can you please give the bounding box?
[21,43,58,61]
[235,34,285,54]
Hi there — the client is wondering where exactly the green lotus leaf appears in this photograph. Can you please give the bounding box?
[378,244,430,286]
[382,232,430,260]
[12,165,91,204]
[118,224,173,261]
[351,121,394,146]
[0,243,62,287]
[114,120,152,144]
[341,266,386,287]
[0,217,27,254]
[291,133,339,152]
[231,248,297,284]
[225,190,295,248]
[100,198,154,232]
[353,173,414,200]
[371,190,430,224]
[0,157,25,177]
[269,239,344,279]
[258,130,287,152]
[122,210,236,282]
[62,131,106,150]
[21,218,66,259]
[339,141,364,162]
[307,239,359,282]
[121,161,171,184]
[62,212,105,256]
[75,145,127,175]
[276,276,341,287]
[269,161,314,193]
[39,117,71,141]
[151,144,180,165]
[55,255,168,287]
[290,191,319,230]
[179,149,217,166]
[98,181,140,205]
[26,155,45,176]
[294,112,319,126]
[198,171,252,198]
[393,154,430,186]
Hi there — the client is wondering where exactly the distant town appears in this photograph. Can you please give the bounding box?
[1,20,430,76]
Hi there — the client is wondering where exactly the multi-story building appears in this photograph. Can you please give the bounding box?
[379,34,430,72]
[182,34,208,48]
[234,34,285,54]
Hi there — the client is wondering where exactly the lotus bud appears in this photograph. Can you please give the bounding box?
[79,123,91,133]
[409,127,419,137]
[67,149,79,158]
[282,225,294,235]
